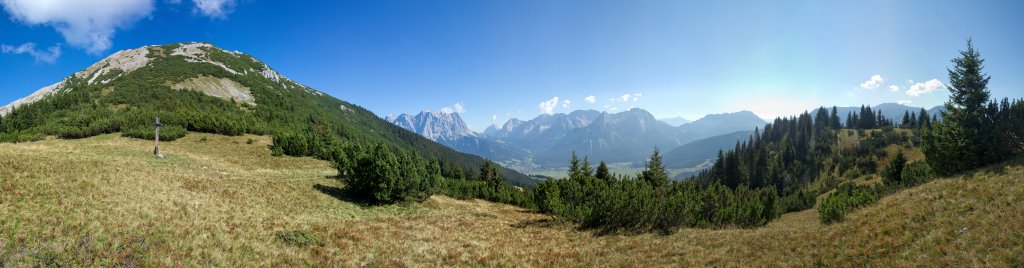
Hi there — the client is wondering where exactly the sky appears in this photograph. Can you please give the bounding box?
[2,0,1024,132]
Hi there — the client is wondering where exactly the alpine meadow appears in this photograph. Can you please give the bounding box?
[1,1,1023,266]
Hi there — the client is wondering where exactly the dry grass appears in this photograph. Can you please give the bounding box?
[1,134,1021,266]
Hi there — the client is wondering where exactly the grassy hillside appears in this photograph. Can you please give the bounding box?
[0,43,533,187]
[1,134,1021,266]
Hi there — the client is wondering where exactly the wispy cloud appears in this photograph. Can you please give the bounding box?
[539,96,559,115]
[191,0,237,19]
[584,95,596,104]
[438,102,465,114]
[860,74,883,89]
[889,85,899,92]
[898,100,913,105]
[1,42,61,63]
[561,100,571,108]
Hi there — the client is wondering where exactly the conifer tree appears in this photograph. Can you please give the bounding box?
[830,106,841,129]
[641,148,669,188]
[924,39,998,175]
[595,161,612,182]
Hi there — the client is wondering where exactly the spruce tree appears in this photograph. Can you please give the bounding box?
[830,106,841,129]
[595,161,612,182]
[924,39,997,175]
[641,148,669,188]
[568,151,582,179]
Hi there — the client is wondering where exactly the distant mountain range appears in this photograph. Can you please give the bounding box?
[386,112,530,161]
[389,108,768,170]
[659,117,692,127]
[390,102,948,175]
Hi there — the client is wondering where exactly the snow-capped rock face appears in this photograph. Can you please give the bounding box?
[386,111,477,142]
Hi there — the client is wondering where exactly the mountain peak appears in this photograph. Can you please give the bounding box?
[0,42,318,116]
[387,110,476,142]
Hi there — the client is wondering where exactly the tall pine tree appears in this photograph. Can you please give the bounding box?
[924,39,998,175]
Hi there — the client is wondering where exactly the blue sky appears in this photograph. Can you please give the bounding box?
[2,0,1023,131]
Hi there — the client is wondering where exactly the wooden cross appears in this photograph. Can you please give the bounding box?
[153,116,163,157]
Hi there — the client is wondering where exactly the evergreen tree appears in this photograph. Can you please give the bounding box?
[568,151,582,179]
[480,160,502,193]
[918,108,931,128]
[595,161,612,182]
[641,148,669,188]
[924,39,999,175]
[902,111,912,128]
[581,156,593,178]
[830,106,842,129]
[882,151,907,185]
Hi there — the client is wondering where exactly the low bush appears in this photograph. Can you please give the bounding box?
[818,183,879,224]
[122,124,187,141]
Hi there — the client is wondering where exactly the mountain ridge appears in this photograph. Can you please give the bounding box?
[0,42,534,186]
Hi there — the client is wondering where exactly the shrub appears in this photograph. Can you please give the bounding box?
[818,183,879,224]
[122,124,187,141]
[0,131,46,143]
[881,151,907,185]
[900,161,935,187]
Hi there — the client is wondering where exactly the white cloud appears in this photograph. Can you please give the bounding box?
[1,0,155,54]
[438,102,465,114]
[1,42,61,63]
[584,95,596,104]
[889,85,900,92]
[192,0,236,19]
[491,114,497,124]
[561,100,571,108]
[860,74,884,89]
[632,93,641,102]
[619,94,630,102]
[538,96,559,115]
[907,79,945,97]
[898,100,913,105]
[454,102,465,113]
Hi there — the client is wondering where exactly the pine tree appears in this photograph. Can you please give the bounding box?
[568,151,582,179]
[641,148,669,188]
[924,39,998,175]
[918,108,931,128]
[480,159,502,193]
[581,156,593,178]
[902,111,912,128]
[595,161,612,182]
[830,106,842,129]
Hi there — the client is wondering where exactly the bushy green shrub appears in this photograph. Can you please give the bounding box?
[0,131,45,143]
[122,125,187,141]
[818,183,879,224]
[900,161,935,187]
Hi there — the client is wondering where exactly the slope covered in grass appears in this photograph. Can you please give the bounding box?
[0,134,1020,266]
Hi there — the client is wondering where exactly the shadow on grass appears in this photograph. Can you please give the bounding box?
[512,217,677,237]
[313,183,375,207]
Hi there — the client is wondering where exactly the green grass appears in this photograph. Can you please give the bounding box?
[0,134,1021,266]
